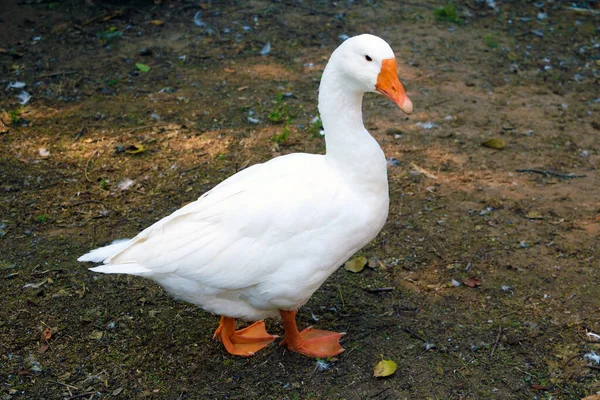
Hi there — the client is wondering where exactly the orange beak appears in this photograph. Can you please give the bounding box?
[375,58,413,114]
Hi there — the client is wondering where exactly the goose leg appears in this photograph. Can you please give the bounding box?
[279,310,345,358]
[213,316,277,356]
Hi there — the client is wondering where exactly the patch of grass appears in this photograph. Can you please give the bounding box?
[268,93,294,124]
[309,116,323,139]
[269,93,296,143]
[107,78,120,86]
[35,214,49,223]
[434,4,462,25]
[8,106,24,124]
[100,178,110,190]
[216,152,227,160]
[485,34,499,48]
[271,127,290,144]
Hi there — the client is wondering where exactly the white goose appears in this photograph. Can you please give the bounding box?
[79,34,413,358]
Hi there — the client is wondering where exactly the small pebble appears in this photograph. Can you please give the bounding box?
[259,42,271,55]
[386,157,400,167]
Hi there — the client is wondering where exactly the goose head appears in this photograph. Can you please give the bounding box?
[327,34,413,114]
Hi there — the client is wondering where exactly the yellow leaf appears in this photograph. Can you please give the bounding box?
[125,144,146,155]
[88,331,103,340]
[507,51,518,61]
[373,359,397,378]
[481,138,505,150]
[149,19,165,26]
[344,256,367,273]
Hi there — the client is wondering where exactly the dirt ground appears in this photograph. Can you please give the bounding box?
[1,0,599,399]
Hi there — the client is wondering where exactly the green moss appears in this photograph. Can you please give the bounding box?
[434,4,462,25]
[35,214,49,223]
[485,34,499,48]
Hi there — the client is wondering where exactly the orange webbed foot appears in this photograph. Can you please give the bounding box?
[281,326,345,358]
[279,310,345,358]
[213,317,278,356]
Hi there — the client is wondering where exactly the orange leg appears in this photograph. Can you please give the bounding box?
[279,310,345,358]
[213,316,277,356]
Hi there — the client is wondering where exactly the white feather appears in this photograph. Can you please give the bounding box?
[78,239,131,263]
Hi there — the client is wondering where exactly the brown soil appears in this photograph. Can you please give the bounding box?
[1,1,599,399]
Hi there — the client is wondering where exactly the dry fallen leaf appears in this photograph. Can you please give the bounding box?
[89,331,104,340]
[344,256,367,273]
[507,51,518,61]
[526,211,544,219]
[149,19,164,26]
[581,395,600,400]
[40,327,55,353]
[40,327,53,342]
[125,144,146,155]
[373,359,397,378]
[463,277,482,288]
[530,384,550,391]
[482,138,505,150]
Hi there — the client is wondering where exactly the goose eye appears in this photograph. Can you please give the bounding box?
[365,55,372,62]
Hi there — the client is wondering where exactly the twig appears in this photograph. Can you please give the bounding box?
[410,162,438,179]
[498,310,518,319]
[500,378,517,392]
[516,169,586,179]
[51,380,80,390]
[370,387,392,398]
[566,6,600,15]
[74,126,86,141]
[180,161,208,175]
[563,352,585,370]
[67,393,95,400]
[365,287,394,293]
[337,285,345,308]
[587,365,600,371]
[36,71,78,79]
[128,124,166,133]
[401,327,428,343]
[516,30,534,38]
[490,326,502,357]
[82,10,124,25]
[353,323,397,342]
[84,150,98,182]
